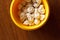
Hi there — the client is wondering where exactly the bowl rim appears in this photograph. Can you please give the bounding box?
[10,0,50,31]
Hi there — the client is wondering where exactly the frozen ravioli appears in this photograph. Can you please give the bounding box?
[32,0,41,8]
[40,15,45,20]
[27,6,34,13]
[32,0,41,4]
[26,13,34,22]
[23,20,29,25]
[33,3,39,8]
[34,19,40,25]
[34,8,40,19]
[38,5,45,14]
[20,12,26,22]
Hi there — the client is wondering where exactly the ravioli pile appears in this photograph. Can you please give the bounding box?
[18,0,45,26]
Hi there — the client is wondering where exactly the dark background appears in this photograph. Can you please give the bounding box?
[0,0,60,40]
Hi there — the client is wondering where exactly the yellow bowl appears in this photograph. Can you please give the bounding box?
[10,0,49,31]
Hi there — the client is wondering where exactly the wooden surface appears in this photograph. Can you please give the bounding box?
[0,0,60,40]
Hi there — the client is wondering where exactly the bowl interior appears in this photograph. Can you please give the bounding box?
[11,0,49,30]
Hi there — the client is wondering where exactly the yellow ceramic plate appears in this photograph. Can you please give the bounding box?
[10,0,49,31]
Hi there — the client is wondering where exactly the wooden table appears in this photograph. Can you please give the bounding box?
[0,0,60,40]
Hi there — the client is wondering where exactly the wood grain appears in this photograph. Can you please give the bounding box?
[0,0,60,40]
